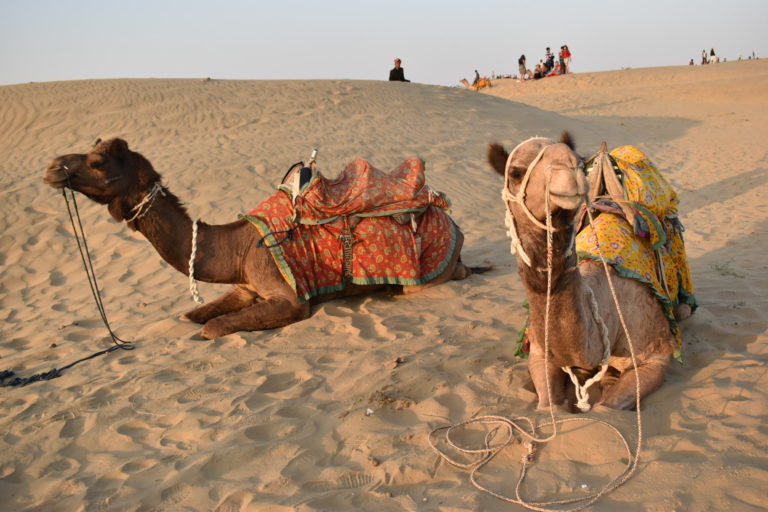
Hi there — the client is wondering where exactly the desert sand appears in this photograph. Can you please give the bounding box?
[0,60,766,511]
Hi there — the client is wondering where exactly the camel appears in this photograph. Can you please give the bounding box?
[487,133,693,411]
[460,77,492,91]
[43,138,477,339]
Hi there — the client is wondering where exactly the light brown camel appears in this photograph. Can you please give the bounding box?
[487,133,689,411]
[43,138,476,339]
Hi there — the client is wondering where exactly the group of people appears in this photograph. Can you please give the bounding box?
[518,45,572,81]
[700,48,719,65]
[388,44,575,86]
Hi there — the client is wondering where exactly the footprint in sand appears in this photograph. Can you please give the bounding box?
[160,482,191,505]
[255,371,322,399]
[215,491,253,512]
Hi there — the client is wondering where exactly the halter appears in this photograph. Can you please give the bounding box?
[125,182,166,223]
[501,138,581,268]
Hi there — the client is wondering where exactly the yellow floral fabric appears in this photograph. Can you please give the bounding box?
[576,145,696,362]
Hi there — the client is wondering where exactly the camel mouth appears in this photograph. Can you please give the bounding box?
[43,166,71,189]
[550,192,585,210]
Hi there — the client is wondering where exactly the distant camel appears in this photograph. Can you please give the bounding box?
[460,77,492,91]
[44,138,481,339]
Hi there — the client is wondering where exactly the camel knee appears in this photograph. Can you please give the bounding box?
[599,357,670,410]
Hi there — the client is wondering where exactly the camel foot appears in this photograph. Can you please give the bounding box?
[674,303,692,321]
[200,321,231,340]
[451,263,472,280]
[184,309,207,325]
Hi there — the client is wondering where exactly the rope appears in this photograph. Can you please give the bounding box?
[2,182,135,388]
[125,182,165,223]
[562,286,611,412]
[188,219,205,304]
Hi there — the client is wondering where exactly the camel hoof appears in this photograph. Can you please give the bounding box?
[452,263,471,280]
[200,323,221,340]
[674,303,692,321]
[184,310,206,324]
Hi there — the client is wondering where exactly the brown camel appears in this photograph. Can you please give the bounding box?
[487,133,690,411]
[43,138,475,339]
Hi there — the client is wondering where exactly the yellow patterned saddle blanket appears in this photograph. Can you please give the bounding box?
[575,145,696,362]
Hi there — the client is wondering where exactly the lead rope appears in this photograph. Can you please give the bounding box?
[430,144,644,511]
[562,286,612,412]
[1,178,135,388]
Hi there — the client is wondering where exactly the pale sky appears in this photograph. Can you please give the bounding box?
[1,0,766,86]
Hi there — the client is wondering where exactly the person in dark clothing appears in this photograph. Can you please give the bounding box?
[545,47,554,72]
[388,58,410,82]
[473,69,480,85]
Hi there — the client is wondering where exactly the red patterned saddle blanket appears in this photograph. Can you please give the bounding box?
[241,158,459,303]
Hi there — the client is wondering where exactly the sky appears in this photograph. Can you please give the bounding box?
[1,0,766,87]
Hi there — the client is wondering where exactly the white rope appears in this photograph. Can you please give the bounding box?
[562,286,611,412]
[125,182,165,223]
[500,139,563,268]
[188,219,204,304]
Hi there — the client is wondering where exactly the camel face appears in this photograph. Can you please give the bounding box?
[489,136,586,223]
[43,138,156,202]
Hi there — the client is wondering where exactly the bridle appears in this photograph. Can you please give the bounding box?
[501,138,583,268]
[125,182,166,223]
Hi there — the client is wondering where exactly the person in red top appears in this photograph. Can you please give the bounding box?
[562,45,572,73]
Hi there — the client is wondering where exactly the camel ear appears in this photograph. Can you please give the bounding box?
[559,131,575,150]
[487,143,509,176]
[104,138,130,158]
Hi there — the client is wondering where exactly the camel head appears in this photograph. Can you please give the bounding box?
[44,138,162,222]
[488,132,586,224]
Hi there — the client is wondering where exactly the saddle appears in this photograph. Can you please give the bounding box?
[241,157,457,303]
[575,143,697,362]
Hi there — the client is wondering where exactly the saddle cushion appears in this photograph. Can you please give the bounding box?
[241,158,458,303]
[576,145,696,362]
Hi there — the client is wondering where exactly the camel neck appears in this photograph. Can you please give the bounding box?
[517,227,605,369]
[524,270,605,369]
[127,188,245,284]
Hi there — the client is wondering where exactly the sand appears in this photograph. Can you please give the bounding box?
[0,60,766,511]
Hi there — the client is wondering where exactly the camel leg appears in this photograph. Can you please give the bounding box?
[599,353,671,410]
[528,347,567,409]
[200,296,310,339]
[184,286,258,324]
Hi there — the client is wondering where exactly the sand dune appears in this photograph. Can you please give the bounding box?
[1,60,766,511]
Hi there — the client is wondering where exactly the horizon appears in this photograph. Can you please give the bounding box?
[1,0,766,87]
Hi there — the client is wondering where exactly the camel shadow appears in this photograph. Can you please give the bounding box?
[571,115,699,149]
[677,166,768,215]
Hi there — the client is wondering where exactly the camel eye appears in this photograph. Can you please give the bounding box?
[87,152,108,170]
[510,166,526,181]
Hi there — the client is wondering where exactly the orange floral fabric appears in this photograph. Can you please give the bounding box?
[241,158,458,303]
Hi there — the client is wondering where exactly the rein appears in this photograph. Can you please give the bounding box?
[1,172,134,388]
